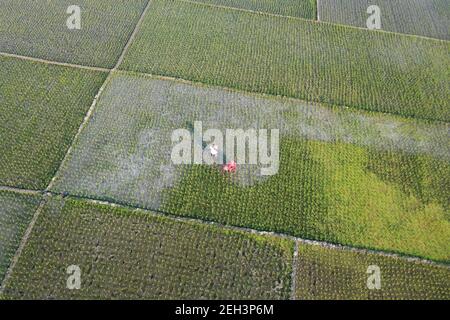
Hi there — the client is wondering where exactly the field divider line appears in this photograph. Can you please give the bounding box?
[117,70,450,125]
[177,0,448,43]
[180,0,320,22]
[0,51,111,73]
[0,185,43,195]
[70,195,450,269]
[1,55,449,125]
[0,0,154,291]
[290,241,299,300]
[0,185,449,269]
[317,0,320,21]
[44,72,113,191]
[45,0,153,192]
[0,0,446,74]
[181,0,309,20]
[0,44,447,125]
[113,0,153,71]
[2,47,448,124]
[0,196,49,293]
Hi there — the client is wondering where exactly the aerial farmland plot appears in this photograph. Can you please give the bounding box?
[318,0,450,40]
[0,191,41,286]
[120,0,449,121]
[0,56,107,189]
[295,243,450,299]
[0,0,149,68]
[191,0,317,18]
[50,73,450,262]
[0,0,449,306]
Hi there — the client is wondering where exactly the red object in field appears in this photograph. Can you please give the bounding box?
[223,161,237,173]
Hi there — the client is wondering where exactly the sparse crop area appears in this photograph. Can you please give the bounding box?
[2,196,293,299]
[319,0,450,40]
[0,0,449,302]
[295,243,450,300]
[0,56,107,189]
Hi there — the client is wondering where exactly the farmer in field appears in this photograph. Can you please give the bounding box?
[209,144,236,172]
[209,144,219,161]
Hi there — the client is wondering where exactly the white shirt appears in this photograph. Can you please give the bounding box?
[210,144,219,156]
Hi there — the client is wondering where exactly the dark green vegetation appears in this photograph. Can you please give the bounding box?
[295,244,450,299]
[0,56,107,189]
[120,0,449,121]
[319,0,449,40]
[190,0,317,19]
[0,191,41,285]
[0,0,149,67]
[3,197,293,299]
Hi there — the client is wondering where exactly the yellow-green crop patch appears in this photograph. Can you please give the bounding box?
[0,190,41,286]
[0,0,149,68]
[0,56,107,189]
[295,244,450,299]
[120,0,449,121]
[3,197,293,299]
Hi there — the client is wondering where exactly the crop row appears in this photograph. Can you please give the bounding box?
[0,191,41,286]
[319,0,449,40]
[0,56,107,189]
[1,189,447,299]
[162,138,450,262]
[188,0,317,19]
[120,0,449,121]
[50,73,450,262]
[295,243,450,300]
[0,0,149,68]
[2,196,293,299]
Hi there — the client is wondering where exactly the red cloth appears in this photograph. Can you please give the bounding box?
[223,161,237,173]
